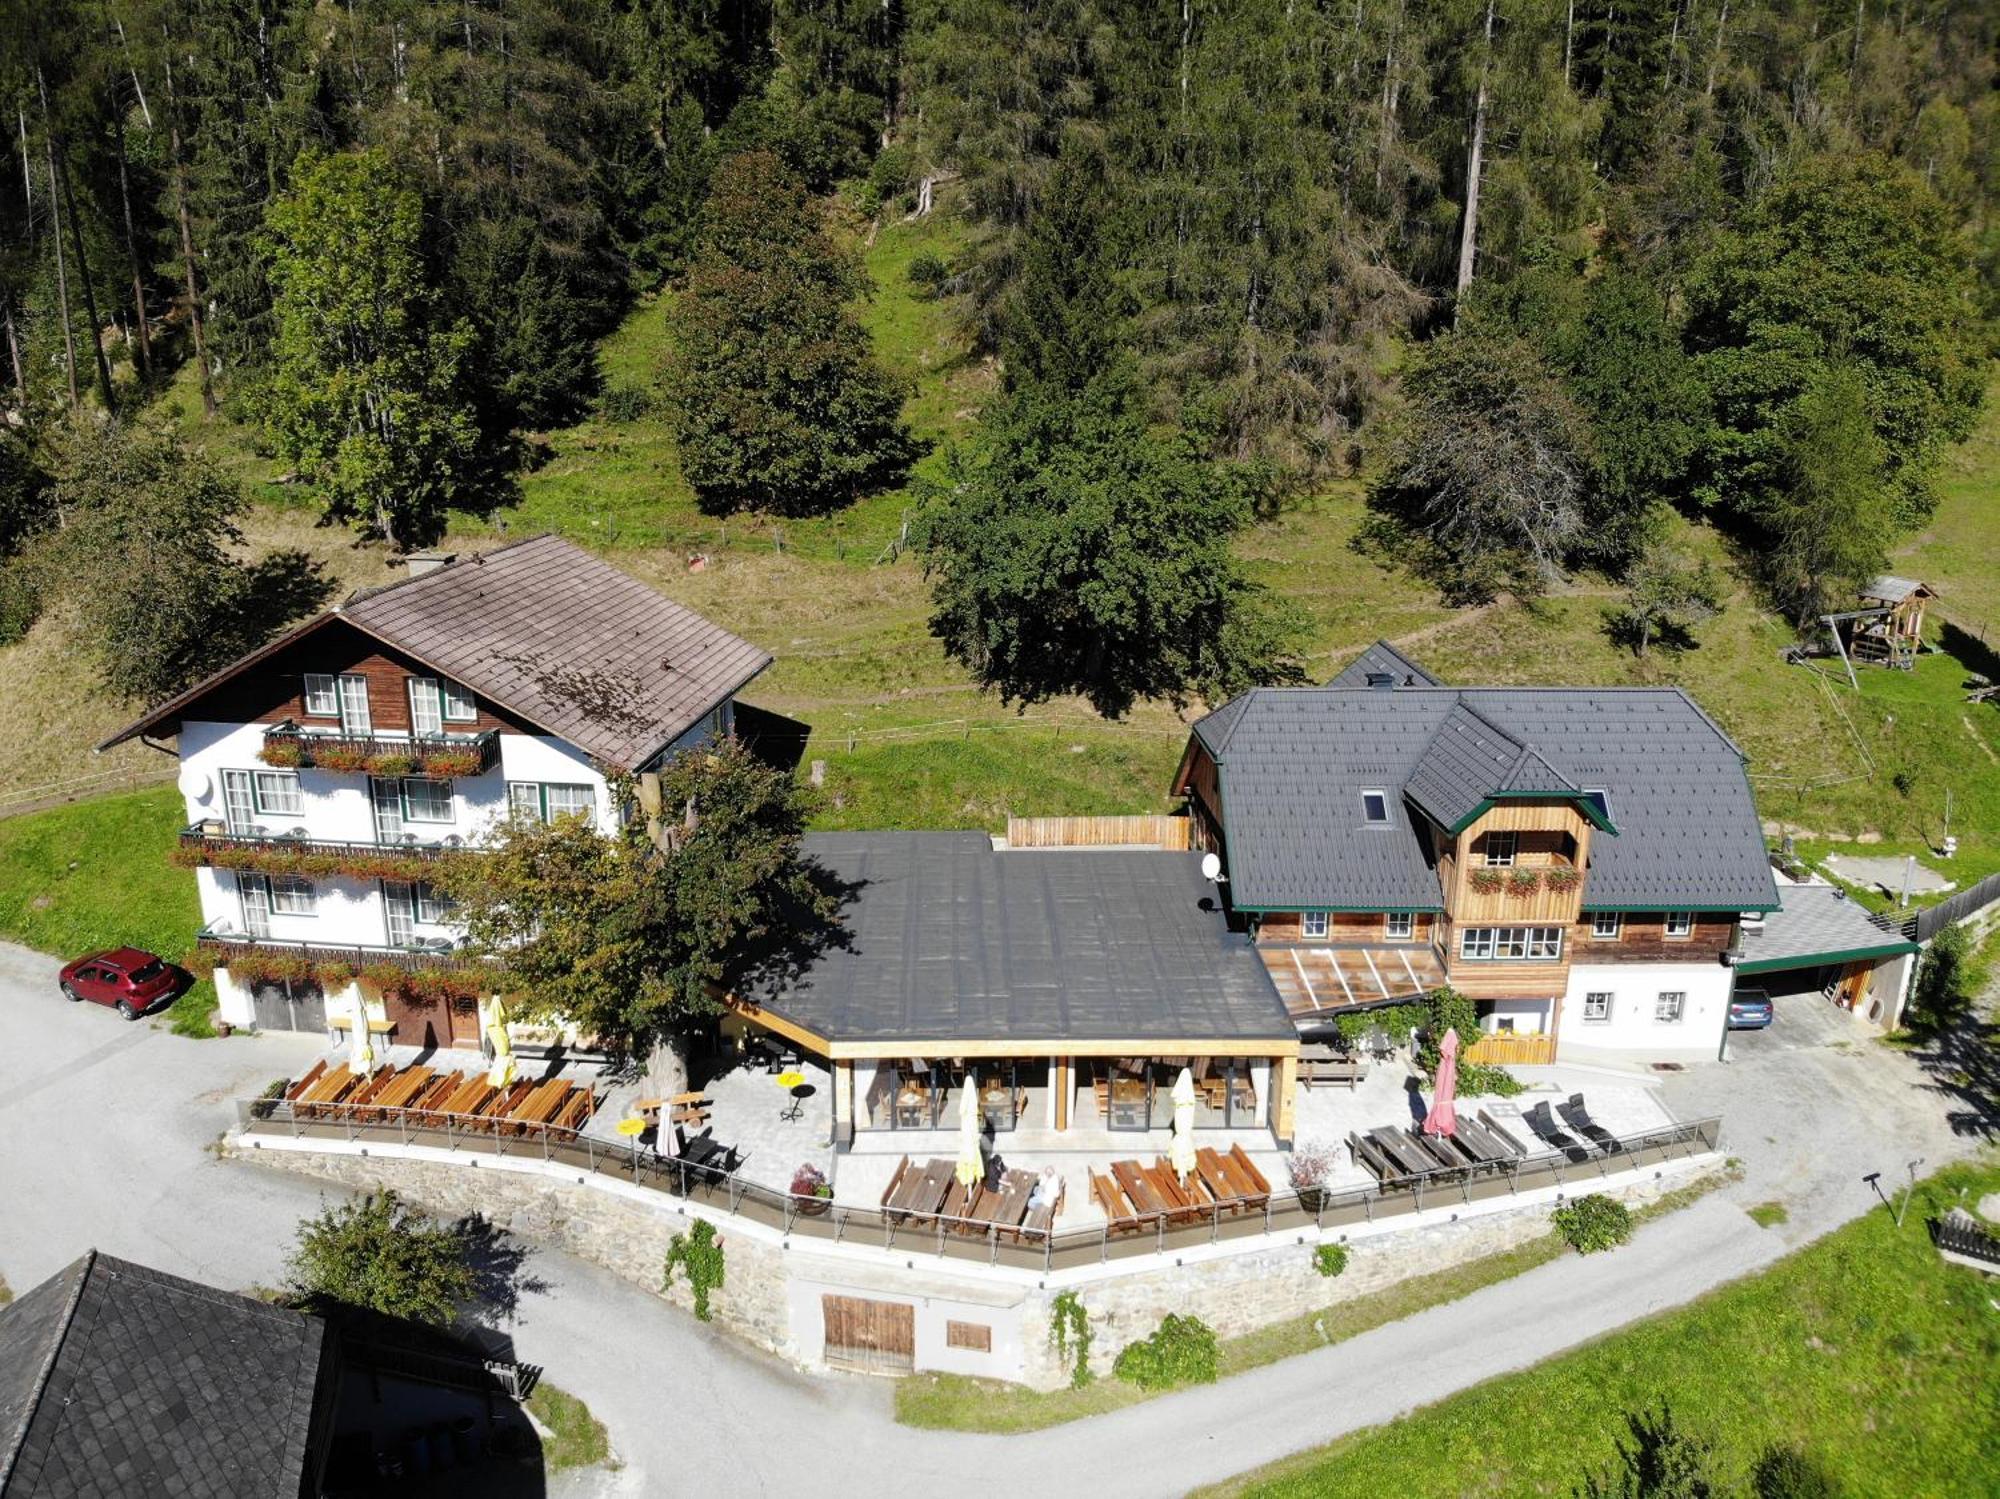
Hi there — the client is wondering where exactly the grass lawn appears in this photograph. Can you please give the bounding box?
[524,1382,613,1471]
[1198,1157,2000,1498]
[896,1175,1729,1434]
[0,785,212,1036]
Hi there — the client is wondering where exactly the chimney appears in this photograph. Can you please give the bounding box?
[402,551,457,579]
[1366,672,1396,691]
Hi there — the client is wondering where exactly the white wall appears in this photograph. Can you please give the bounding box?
[1480,998,1551,1035]
[1558,960,1732,1057]
[784,1276,1031,1382]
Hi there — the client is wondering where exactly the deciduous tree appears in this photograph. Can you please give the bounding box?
[287,1191,476,1328]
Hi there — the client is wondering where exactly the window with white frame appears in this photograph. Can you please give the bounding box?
[439,678,476,722]
[335,673,372,734]
[1664,911,1695,938]
[302,673,339,717]
[1360,790,1391,825]
[412,880,455,923]
[1384,911,1415,940]
[1583,991,1613,1023]
[399,777,454,824]
[1482,831,1517,867]
[508,781,596,824]
[251,770,303,816]
[408,676,478,734]
[1458,925,1563,961]
[1655,991,1686,1023]
[269,875,316,915]
[1590,911,1623,940]
[1301,911,1330,940]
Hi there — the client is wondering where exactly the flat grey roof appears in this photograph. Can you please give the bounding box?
[1736,885,1917,974]
[740,833,1297,1047]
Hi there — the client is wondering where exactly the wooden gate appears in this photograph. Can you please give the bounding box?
[822,1295,915,1374]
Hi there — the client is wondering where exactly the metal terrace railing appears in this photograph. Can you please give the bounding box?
[179,825,468,866]
[234,1096,1723,1275]
[198,926,479,973]
[260,722,500,776]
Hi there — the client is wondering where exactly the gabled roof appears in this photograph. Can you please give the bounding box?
[1326,639,1443,690]
[0,1251,328,1499]
[98,535,772,771]
[1186,646,1779,914]
[1860,575,1934,604]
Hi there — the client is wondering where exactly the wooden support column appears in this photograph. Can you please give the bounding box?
[1273,1054,1298,1146]
[636,770,665,849]
[1054,1058,1071,1132]
[832,1060,854,1148]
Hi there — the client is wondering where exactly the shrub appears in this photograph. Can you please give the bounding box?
[1553,1193,1634,1254]
[1752,1443,1842,1498]
[1049,1290,1093,1388]
[1313,1243,1349,1278]
[1458,1062,1525,1097]
[598,386,656,423]
[1113,1313,1219,1390]
[286,1191,476,1326]
[907,250,950,297]
[663,1219,726,1321]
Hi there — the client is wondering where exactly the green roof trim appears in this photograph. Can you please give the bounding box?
[1447,791,1618,837]
[1735,939,1915,975]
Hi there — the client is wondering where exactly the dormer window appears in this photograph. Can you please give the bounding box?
[1361,790,1391,825]
[1483,831,1517,867]
[1581,788,1612,823]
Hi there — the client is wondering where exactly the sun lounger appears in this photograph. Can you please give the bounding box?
[1559,1093,1623,1154]
[1522,1101,1592,1162]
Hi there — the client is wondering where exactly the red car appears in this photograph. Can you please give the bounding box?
[59,948,179,1020]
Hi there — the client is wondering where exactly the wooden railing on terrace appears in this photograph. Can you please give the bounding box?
[1463,1032,1560,1066]
[1006,814,1192,850]
[196,927,480,975]
[235,1095,1722,1274]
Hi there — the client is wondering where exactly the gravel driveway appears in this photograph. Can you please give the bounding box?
[0,938,1982,1497]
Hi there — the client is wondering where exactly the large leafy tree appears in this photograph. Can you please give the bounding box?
[287,1192,476,1328]
[40,421,330,700]
[1368,330,1601,604]
[262,149,484,549]
[436,739,827,1058]
[1759,365,1893,627]
[1685,154,1986,530]
[665,151,916,515]
[916,143,1301,717]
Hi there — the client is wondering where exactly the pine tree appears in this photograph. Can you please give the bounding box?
[664,150,916,515]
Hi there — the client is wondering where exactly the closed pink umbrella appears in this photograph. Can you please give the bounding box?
[1422,1027,1460,1137]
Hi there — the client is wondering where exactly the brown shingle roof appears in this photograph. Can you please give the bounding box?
[98,535,772,771]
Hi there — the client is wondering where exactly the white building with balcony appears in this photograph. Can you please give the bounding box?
[100,535,774,1041]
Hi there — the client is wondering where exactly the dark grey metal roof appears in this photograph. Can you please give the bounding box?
[741,833,1297,1045]
[0,1252,328,1499]
[1193,665,1780,913]
[1735,885,1917,974]
[1860,575,1929,604]
[1326,640,1443,690]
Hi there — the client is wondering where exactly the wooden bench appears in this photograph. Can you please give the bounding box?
[1019,1177,1066,1240]
[285,1058,328,1102]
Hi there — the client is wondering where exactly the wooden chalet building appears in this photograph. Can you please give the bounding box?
[98,535,772,1042]
[1174,642,1784,1061]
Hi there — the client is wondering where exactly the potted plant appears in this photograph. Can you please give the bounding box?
[789,1163,833,1215]
[257,738,305,769]
[1505,868,1542,897]
[1543,865,1581,893]
[1468,868,1505,895]
[316,743,369,774]
[1286,1144,1337,1213]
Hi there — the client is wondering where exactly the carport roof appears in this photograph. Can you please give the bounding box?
[1734,884,1917,974]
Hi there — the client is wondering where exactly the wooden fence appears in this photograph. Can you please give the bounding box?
[1907,870,2000,944]
[1464,1032,1559,1066]
[1005,814,1192,850]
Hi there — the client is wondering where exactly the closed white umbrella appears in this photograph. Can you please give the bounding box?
[955,1078,982,1191]
[349,987,375,1074]
[1169,1067,1197,1183]
[483,996,517,1090]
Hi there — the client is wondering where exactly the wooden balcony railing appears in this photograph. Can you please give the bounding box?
[195,925,480,977]
[259,722,498,777]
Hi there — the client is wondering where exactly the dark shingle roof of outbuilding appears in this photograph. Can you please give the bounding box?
[1326,640,1443,689]
[0,1251,328,1499]
[741,833,1297,1045]
[1735,885,1917,974]
[98,534,771,771]
[1190,671,1778,913]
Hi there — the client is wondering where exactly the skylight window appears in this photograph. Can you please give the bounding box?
[1361,789,1391,825]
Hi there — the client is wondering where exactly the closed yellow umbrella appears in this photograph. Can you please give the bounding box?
[483,996,517,1089]
[1169,1068,1197,1183]
[955,1079,983,1191]
[349,987,375,1075]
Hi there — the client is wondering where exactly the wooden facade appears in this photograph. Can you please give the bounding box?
[1438,803,1592,927]
[1256,911,1436,946]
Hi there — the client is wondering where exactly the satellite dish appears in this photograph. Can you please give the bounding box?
[1200,852,1223,882]
[177,766,212,802]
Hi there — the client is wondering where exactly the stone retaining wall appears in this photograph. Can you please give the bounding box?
[229,1138,1718,1390]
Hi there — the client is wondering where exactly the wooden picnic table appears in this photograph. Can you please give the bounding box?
[510,1078,570,1132]
[295,1064,360,1117]
[1367,1127,1439,1179]
[284,1058,328,1102]
[1453,1113,1521,1164]
[883,1158,954,1223]
[1111,1160,1172,1221]
[437,1075,495,1120]
[371,1067,436,1115]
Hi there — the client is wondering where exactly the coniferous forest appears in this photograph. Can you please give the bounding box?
[0,0,1994,713]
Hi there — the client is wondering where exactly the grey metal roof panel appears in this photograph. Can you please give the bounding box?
[743,833,1297,1044]
[1326,640,1444,689]
[1861,575,1924,603]
[341,535,773,770]
[0,1252,327,1499]
[1735,885,1917,973]
[1201,683,1778,913]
